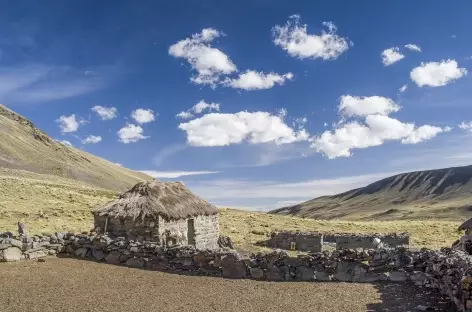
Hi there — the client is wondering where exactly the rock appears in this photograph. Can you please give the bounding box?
[37,258,46,263]
[5,238,22,249]
[27,250,48,260]
[126,257,144,268]
[296,266,315,281]
[314,271,331,281]
[357,273,387,282]
[0,247,22,262]
[18,222,28,235]
[410,271,428,285]
[221,254,246,278]
[266,264,284,281]
[218,236,234,249]
[387,271,409,282]
[0,243,12,250]
[249,267,264,279]
[334,261,355,282]
[74,247,89,258]
[105,251,122,265]
[416,305,433,311]
[48,249,57,255]
[92,249,105,261]
[0,232,13,238]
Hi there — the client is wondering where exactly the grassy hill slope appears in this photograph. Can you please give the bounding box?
[271,165,472,221]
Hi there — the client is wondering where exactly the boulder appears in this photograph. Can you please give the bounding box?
[74,247,89,258]
[105,251,122,265]
[266,264,284,281]
[0,247,22,262]
[357,273,387,282]
[126,257,144,269]
[314,271,331,281]
[0,243,12,250]
[387,271,409,282]
[249,267,264,279]
[296,266,316,281]
[221,254,246,278]
[334,261,356,282]
[26,250,48,260]
[92,249,105,261]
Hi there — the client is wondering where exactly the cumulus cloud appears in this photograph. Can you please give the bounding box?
[58,140,73,147]
[459,121,472,132]
[399,85,408,92]
[339,95,401,117]
[381,47,405,66]
[56,114,86,133]
[117,123,149,143]
[178,111,309,147]
[131,108,156,124]
[223,70,294,90]
[404,44,422,52]
[82,135,102,144]
[272,15,351,60]
[311,115,446,158]
[91,105,118,120]
[410,59,467,87]
[176,100,220,119]
[169,28,237,86]
[139,170,221,179]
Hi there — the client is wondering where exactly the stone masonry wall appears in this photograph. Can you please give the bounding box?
[335,233,410,250]
[194,214,219,250]
[94,216,161,242]
[268,231,323,252]
[158,216,189,246]
[1,231,472,311]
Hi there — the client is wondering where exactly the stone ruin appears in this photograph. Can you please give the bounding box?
[268,230,410,252]
[2,226,472,311]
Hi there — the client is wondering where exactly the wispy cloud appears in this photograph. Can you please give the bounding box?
[139,170,221,179]
[153,144,187,167]
[0,65,115,104]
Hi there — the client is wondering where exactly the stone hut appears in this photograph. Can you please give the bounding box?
[93,180,220,250]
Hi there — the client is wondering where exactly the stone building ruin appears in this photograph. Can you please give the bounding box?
[93,180,220,250]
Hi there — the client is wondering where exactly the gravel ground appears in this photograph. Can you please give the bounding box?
[0,258,456,312]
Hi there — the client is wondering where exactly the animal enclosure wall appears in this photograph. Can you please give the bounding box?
[94,216,160,242]
[268,232,323,252]
[335,233,410,250]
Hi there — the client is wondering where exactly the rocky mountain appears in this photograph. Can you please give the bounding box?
[0,104,151,192]
[270,166,472,221]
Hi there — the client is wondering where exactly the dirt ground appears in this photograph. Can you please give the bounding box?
[0,258,456,312]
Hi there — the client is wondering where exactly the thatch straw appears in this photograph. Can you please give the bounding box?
[94,180,218,220]
[459,218,472,231]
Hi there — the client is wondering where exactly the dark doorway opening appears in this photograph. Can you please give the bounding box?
[187,219,195,245]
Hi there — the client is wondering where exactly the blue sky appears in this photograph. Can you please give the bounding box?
[2,0,472,210]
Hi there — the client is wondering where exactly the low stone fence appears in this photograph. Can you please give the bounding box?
[267,231,323,252]
[0,232,471,311]
[334,232,410,250]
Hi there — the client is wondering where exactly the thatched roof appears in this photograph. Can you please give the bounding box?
[94,180,218,220]
[459,218,472,231]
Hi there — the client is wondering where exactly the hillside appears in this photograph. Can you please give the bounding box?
[270,165,472,221]
[0,104,151,192]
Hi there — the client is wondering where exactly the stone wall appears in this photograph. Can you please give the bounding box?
[335,233,410,250]
[194,214,219,250]
[268,231,323,252]
[2,232,472,311]
[94,216,161,242]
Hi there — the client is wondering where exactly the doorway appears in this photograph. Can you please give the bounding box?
[187,219,195,245]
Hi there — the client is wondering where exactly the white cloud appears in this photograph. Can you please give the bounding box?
[459,121,472,132]
[131,108,155,124]
[272,15,350,60]
[381,47,405,66]
[91,105,118,120]
[56,114,82,133]
[176,100,220,119]
[339,95,401,117]
[404,44,422,52]
[82,135,102,144]
[139,170,221,179]
[58,140,73,147]
[223,70,294,90]
[117,123,149,143]
[169,28,237,86]
[410,59,467,87]
[178,111,309,147]
[311,114,446,158]
[399,85,408,92]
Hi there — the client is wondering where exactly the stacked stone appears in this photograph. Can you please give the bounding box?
[0,232,67,261]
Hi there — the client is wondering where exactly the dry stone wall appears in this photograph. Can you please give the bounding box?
[1,231,472,311]
[268,231,323,252]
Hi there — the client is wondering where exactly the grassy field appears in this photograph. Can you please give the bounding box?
[0,168,463,251]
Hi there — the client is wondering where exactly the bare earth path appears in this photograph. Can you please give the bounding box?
[0,258,455,312]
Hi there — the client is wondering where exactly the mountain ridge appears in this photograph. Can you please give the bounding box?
[0,104,152,192]
[270,165,472,221]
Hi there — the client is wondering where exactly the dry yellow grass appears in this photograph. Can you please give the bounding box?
[0,168,463,251]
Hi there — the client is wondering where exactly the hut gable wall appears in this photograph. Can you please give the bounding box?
[194,214,219,250]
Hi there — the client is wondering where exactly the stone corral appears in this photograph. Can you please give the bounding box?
[2,231,472,311]
[268,231,323,252]
[269,231,410,251]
